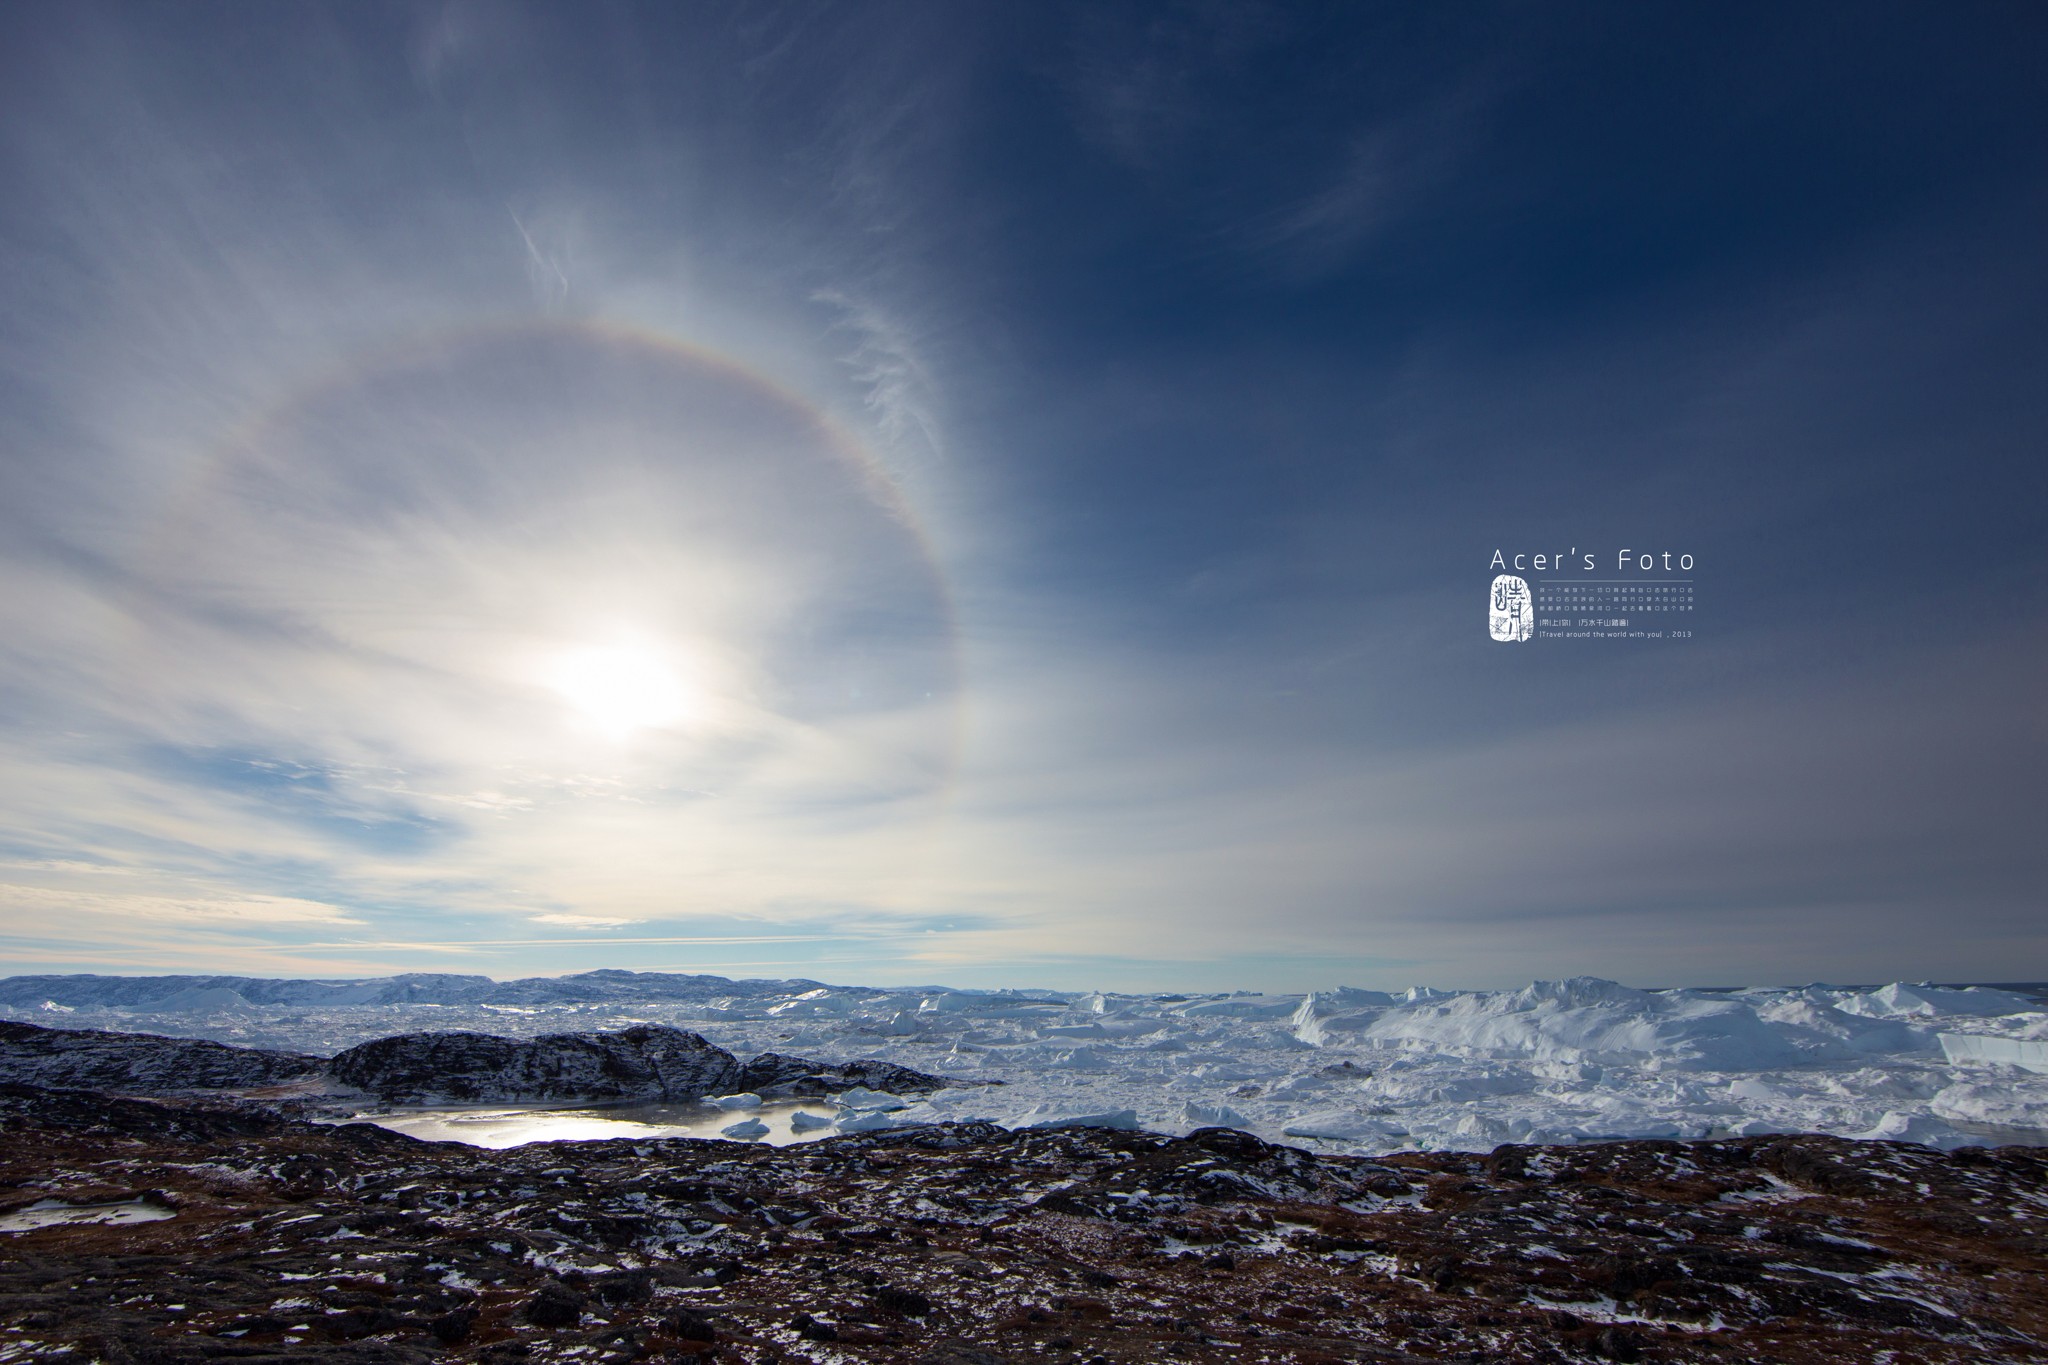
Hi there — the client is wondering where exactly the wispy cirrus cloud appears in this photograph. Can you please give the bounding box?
[526,913,645,930]
[0,884,363,927]
[0,3,2041,995]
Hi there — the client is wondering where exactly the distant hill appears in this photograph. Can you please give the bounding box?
[0,969,838,1011]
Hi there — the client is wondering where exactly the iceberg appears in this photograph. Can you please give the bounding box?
[836,1086,908,1111]
[1749,994,1932,1059]
[1022,1107,1140,1131]
[1179,1100,1250,1129]
[1849,1111,1974,1150]
[711,1092,763,1110]
[768,989,852,1018]
[1937,1033,2048,1074]
[1282,1111,1407,1143]
[1931,1082,2048,1131]
[1297,977,1803,1071]
[1835,983,2037,1019]
[1178,994,1303,1020]
[134,986,259,1016]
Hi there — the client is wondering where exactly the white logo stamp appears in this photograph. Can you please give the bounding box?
[1489,574,1533,642]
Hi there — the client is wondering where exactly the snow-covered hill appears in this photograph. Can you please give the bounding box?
[0,968,847,1012]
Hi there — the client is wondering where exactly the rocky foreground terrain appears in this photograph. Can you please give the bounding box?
[0,1080,2045,1365]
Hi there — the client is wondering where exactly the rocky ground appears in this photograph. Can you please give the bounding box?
[0,1024,322,1094]
[0,1083,2045,1363]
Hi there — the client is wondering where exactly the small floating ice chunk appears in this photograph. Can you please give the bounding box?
[1022,1107,1139,1131]
[1282,1110,1408,1142]
[789,1110,836,1132]
[1850,1110,1973,1150]
[1263,1074,1332,1101]
[834,1110,900,1133]
[836,1087,907,1111]
[1180,1100,1250,1129]
[1726,1118,1786,1136]
[720,1117,770,1139]
[1725,1077,1789,1103]
[711,1092,763,1111]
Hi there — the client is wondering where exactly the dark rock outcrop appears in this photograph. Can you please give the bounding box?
[736,1050,949,1097]
[326,1023,744,1103]
[0,1082,292,1141]
[0,1020,321,1092]
[2,1017,955,1107]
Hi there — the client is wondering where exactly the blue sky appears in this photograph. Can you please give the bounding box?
[0,2,2043,991]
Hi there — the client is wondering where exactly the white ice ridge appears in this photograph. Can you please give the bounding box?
[1937,1032,2048,1074]
[4,971,2045,1155]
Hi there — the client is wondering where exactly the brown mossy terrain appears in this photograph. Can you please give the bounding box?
[1,1084,2044,1363]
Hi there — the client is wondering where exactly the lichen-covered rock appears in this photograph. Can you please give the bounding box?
[0,1020,321,1092]
[326,1022,744,1103]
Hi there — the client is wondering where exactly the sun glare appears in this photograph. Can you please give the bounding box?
[548,640,694,739]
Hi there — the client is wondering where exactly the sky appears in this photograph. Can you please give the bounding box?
[0,2,2044,993]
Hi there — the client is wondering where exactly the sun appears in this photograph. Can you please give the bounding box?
[547,639,694,739]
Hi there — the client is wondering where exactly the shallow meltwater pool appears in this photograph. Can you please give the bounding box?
[0,1198,177,1232]
[346,1098,853,1148]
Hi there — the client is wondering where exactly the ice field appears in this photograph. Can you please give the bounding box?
[7,972,2046,1153]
